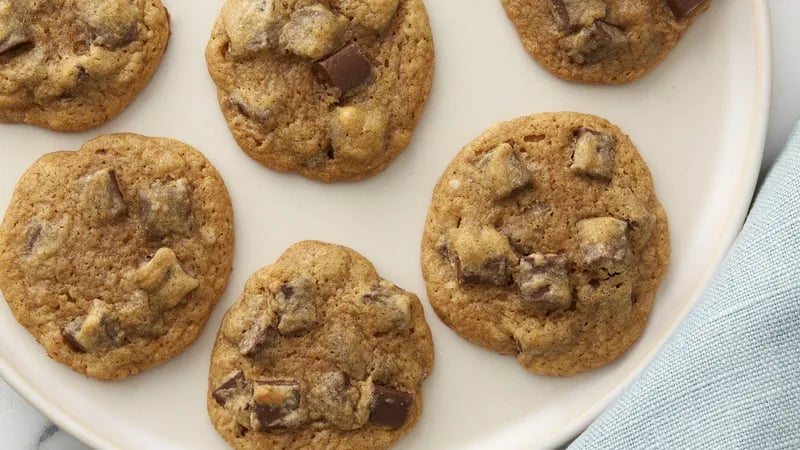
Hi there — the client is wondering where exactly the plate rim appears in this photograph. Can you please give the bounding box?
[0,1,772,449]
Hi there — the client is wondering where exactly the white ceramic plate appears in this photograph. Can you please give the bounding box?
[0,1,770,449]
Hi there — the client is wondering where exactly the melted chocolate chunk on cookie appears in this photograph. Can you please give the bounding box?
[251,379,302,430]
[0,32,32,56]
[213,370,248,406]
[369,384,412,429]
[570,128,616,180]
[444,226,515,286]
[223,0,281,59]
[139,179,191,238]
[338,0,399,32]
[280,4,348,60]
[307,371,366,430]
[227,89,282,128]
[239,318,278,357]
[562,21,628,65]
[549,0,606,31]
[213,369,254,430]
[133,247,199,311]
[576,217,631,277]
[666,0,709,20]
[275,278,317,336]
[315,43,371,97]
[80,168,126,221]
[62,299,125,353]
[514,253,572,311]
[479,143,532,200]
[362,283,412,330]
[23,216,72,260]
[76,0,140,48]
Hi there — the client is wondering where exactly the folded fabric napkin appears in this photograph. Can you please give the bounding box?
[570,120,800,449]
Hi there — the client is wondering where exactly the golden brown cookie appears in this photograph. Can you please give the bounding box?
[0,133,234,380]
[208,241,434,449]
[0,0,169,131]
[501,0,711,84]
[421,112,670,376]
[205,0,434,182]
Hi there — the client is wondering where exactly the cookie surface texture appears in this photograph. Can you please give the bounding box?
[0,0,170,131]
[208,241,434,449]
[500,0,711,84]
[421,112,670,376]
[0,133,234,380]
[205,0,434,182]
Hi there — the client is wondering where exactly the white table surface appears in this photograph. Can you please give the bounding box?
[2,1,799,448]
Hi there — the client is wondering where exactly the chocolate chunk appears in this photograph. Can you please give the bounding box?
[238,320,278,357]
[576,217,631,276]
[444,227,515,286]
[570,128,616,180]
[0,32,32,56]
[133,247,199,311]
[139,179,191,238]
[61,300,125,353]
[280,5,348,60]
[223,0,281,59]
[514,254,572,311]
[227,90,282,129]
[362,283,412,330]
[80,168,127,221]
[276,278,317,336]
[479,143,532,200]
[212,370,247,406]
[369,384,412,429]
[562,21,627,65]
[251,379,302,431]
[306,371,365,430]
[549,0,605,31]
[549,0,571,30]
[665,0,709,20]
[24,223,42,254]
[315,43,371,96]
[76,0,139,49]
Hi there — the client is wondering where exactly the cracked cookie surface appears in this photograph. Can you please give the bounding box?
[0,0,169,131]
[501,0,710,84]
[208,241,434,449]
[421,112,670,376]
[205,0,434,182]
[0,133,234,380]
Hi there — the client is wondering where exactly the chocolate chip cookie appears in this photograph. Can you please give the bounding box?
[0,133,234,380]
[205,0,434,182]
[501,0,711,84]
[421,112,670,376]
[0,0,169,131]
[208,241,434,449]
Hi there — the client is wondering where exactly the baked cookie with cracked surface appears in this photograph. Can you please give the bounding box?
[205,0,434,182]
[0,133,234,380]
[208,241,434,449]
[0,0,169,131]
[501,0,711,84]
[421,112,670,376]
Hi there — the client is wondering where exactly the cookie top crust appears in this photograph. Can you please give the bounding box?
[0,133,234,380]
[208,241,434,449]
[421,112,670,376]
[0,0,169,131]
[205,0,434,182]
[501,0,711,84]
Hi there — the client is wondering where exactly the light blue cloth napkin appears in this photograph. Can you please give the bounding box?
[570,120,800,450]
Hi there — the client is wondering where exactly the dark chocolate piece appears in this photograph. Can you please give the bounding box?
[369,384,412,429]
[24,223,42,254]
[549,0,571,30]
[138,179,191,238]
[239,322,277,357]
[665,0,708,20]
[62,318,87,352]
[276,278,316,336]
[0,33,32,56]
[514,253,572,311]
[212,370,247,406]
[563,21,627,65]
[458,257,511,286]
[315,43,371,95]
[251,379,301,430]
